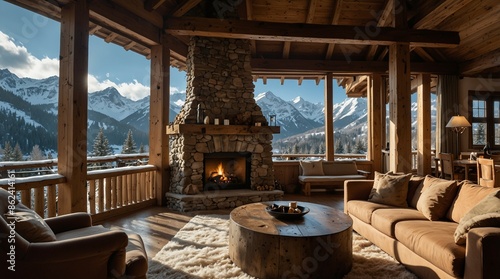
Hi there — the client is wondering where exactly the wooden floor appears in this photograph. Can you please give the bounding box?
[99,190,345,260]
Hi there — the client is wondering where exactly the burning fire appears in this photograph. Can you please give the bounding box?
[217,162,224,176]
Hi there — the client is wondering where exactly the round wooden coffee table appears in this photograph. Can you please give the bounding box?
[229,201,353,279]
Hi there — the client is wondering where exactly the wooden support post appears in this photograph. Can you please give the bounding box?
[389,43,412,173]
[57,0,89,214]
[417,74,432,175]
[150,35,170,205]
[367,74,383,172]
[324,72,334,161]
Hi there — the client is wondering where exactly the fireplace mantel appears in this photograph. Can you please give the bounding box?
[166,124,280,135]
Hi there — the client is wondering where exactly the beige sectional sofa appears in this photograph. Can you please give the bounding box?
[298,160,370,195]
[344,173,500,279]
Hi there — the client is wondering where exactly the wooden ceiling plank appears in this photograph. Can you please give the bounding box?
[413,0,475,30]
[165,17,460,47]
[460,49,500,76]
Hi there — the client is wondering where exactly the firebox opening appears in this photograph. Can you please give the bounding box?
[203,152,251,191]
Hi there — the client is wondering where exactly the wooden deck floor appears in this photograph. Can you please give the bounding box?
[99,190,345,260]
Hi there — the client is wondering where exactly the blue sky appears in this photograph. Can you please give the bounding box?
[0,1,346,104]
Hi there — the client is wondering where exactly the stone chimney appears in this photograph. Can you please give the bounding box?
[169,36,276,195]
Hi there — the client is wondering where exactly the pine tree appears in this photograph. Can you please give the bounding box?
[92,128,113,156]
[2,142,13,161]
[12,143,23,161]
[30,145,44,160]
[122,129,137,154]
[475,123,486,145]
[138,143,145,153]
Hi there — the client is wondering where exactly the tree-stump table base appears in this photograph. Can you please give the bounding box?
[229,201,353,279]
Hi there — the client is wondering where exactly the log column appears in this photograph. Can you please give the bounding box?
[417,74,432,175]
[367,74,383,172]
[57,0,89,214]
[324,72,334,161]
[150,35,170,205]
[388,43,412,173]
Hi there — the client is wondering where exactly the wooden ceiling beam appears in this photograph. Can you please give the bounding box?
[144,0,167,11]
[90,0,160,46]
[169,0,204,17]
[165,17,460,47]
[366,0,394,60]
[325,0,342,60]
[251,58,459,75]
[413,47,435,62]
[460,49,500,76]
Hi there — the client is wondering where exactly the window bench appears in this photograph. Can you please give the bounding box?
[298,160,370,195]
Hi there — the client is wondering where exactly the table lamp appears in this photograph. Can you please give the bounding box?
[446,115,471,158]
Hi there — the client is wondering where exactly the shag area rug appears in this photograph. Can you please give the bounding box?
[148,215,418,279]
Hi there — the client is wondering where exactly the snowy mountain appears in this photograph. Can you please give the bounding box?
[289,96,324,123]
[255,91,323,139]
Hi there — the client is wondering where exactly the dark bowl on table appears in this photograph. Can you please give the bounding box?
[265,205,310,219]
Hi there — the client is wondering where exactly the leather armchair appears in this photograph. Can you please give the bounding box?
[0,188,143,279]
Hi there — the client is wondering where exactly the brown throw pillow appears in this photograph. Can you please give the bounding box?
[300,160,324,176]
[454,191,500,245]
[407,175,425,208]
[368,171,412,207]
[416,175,458,221]
[4,209,57,242]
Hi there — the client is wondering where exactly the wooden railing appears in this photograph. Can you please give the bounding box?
[0,154,156,221]
[272,153,367,160]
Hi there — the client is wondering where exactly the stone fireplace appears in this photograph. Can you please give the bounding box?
[165,36,283,211]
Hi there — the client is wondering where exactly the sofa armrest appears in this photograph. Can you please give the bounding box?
[45,212,92,234]
[344,180,374,213]
[464,227,500,279]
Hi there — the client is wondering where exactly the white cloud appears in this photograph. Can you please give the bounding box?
[1,31,186,101]
[0,31,59,79]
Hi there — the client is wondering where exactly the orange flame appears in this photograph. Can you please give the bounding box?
[217,162,224,176]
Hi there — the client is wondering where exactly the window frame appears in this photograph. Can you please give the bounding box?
[468,91,500,149]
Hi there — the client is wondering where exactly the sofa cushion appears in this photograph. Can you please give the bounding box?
[454,191,500,245]
[346,200,391,224]
[371,208,427,238]
[4,209,57,242]
[322,161,358,175]
[395,220,465,278]
[407,175,425,208]
[446,181,500,223]
[300,160,324,176]
[416,175,458,221]
[368,172,412,207]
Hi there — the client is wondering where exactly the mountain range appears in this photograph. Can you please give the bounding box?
[0,68,435,155]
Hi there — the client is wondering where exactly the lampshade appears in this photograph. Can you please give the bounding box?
[446,115,471,128]
[446,115,471,134]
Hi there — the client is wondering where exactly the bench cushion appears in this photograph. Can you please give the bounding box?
[322,161,358,175]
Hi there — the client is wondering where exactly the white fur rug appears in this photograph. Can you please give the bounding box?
[148,215,417,279]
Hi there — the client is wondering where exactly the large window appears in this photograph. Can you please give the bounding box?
[469,91,500,148]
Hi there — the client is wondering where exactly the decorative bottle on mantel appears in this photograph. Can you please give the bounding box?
[204,114,210,124]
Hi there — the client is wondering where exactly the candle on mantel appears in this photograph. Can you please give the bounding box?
[224,119,230,125]
[214,118,219,125]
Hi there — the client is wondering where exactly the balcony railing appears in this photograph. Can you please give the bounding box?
[0,154,156,221]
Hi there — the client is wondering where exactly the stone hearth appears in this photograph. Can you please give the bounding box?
[166,37,283,211]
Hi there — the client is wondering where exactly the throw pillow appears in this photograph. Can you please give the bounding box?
[416,175,458,221]
[454,191,500,245]
[300,160,324,176]
[368,171,412,207]
[446,181,499,223]
[4,209,57,242]
[407,175,425,208]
